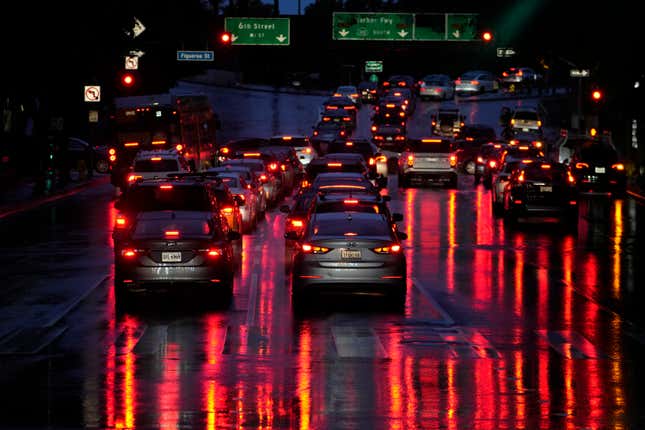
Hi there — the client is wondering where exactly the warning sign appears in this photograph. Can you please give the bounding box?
[84,86,101,102]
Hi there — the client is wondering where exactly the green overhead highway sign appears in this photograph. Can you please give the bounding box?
[225,17,290,45]
[333,13,413,41]
[332,13,479,41]
[446,14,478,41]
[365,61,383,73]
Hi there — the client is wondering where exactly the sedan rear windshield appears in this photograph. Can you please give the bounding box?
[311,217,391,237]
[521,165,569,183]
[578,143,618,164]
[513,111,539,121]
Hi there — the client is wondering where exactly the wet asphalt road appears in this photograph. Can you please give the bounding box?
[0,83,644,429]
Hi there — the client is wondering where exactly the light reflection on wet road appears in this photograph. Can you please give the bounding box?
[0,85,643,429]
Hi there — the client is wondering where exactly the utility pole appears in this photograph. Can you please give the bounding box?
[274,0,279,16]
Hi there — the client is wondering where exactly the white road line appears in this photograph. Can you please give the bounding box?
[246,273,259,327]
[41,274,110,328]
[332,326,388,359]
[410,276,455,326]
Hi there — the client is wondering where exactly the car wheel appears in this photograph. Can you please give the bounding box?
[388,285,406,312]
[95,159,109,174]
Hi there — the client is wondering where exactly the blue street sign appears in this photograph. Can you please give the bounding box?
[176,51,214,61]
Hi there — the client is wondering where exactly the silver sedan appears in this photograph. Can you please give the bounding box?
[287,212,407,309]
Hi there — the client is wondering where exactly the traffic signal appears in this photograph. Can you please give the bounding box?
[220,32,232,45]
[481,31,493,42]
[121,72,136,88]
[591,89,603,102]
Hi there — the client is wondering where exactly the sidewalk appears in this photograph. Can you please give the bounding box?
[0,174,109,220]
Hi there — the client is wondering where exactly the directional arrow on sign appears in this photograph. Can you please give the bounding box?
[452,29,460,38]
[398,30,409,38]
[276,34,287,43]
[338,29,350,37]
[231,34,238,42]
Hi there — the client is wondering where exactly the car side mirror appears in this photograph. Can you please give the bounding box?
[228,231,241,241]
[279,204,291,213]
[284,231,299,240]
[397,231,408,240]
[392,213,403,222]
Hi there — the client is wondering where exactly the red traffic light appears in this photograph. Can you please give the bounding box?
[481,31,493,42]
[220,32,232,44]
[121,72,135,87]
[591,89,603,101]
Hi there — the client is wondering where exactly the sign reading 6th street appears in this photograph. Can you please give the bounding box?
[225,17,290,45]
[333,13,413,41]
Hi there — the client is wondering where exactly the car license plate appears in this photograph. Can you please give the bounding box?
[539,186,552,192]
[341,249,361,260]
[161,252,182,262]
[522,127,529,132]
[386,136,393,141]
[426,157,437,162]
[595,167,606,173]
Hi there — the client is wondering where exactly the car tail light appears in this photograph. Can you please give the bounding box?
[259,174,268,182]
[612,163,625,171]
[269,163,278,171]
[521,159,533,164]
[575,162,589,169]
[108,148,116,156]
[150,157,162,161]
[569,200,577,205]
[304,147,312,154]
[313,130,319,136]
[343,117,351,121]
[568,172,576,184]
[115,215,127,229]
[386,103,395,108]
[489,160,497,168]
[328,162,342,167]
[221,207,234,214]
[518,172,525,182]
[344,199,359,204]
[395,136,405,141]
[159,184,173,190]
[280,164,287,171]
[369,158,376,166]
[533,141,543,148]
[470,80,479,85]
[351,93,358,98]
[431,121,436,126]
[374,135,384,140]
[510,119,516,125]
[323,117,331,122]
[371,125,377,132]
[339,130,346,136]
[206,248,223,257]
[541,164,551,169]
[517,70,523,76]
[109,154,117,162]
[164,230,180,238]
[466,137,474,141]
[326,106,338,110]
[282,136,292,141]
[221,147,230,154]
[124,141,139,147]
[407,155,414,167]
[477,156,484,163]
[514,199,523,204]
[127,174,142,183]
[176,144,183,152]
[376,155,387,163]
[290,219,304,228]
[518,145,530,150]
[372,244,401,254]
[449,155,457,167]
[399,112,405,117]
[301,244,330,254]
[345,141,354,146]
[152,139,166,145]
[537,120,542,127]
[502,71,509,77]
[244,152,261,157]
[121,248,138,258]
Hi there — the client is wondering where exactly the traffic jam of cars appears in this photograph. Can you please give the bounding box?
[106,69,628,312]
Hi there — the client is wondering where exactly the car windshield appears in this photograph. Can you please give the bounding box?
[310,217,391,237]
[578,143,619,163]
[407,140,452,153]
[133,218,212,239]
[121,185,212,212]
[219,176,241,188]
[514,111,538,121]
[133,159,180,172]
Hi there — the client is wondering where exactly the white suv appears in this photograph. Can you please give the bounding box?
[127,149,191,185]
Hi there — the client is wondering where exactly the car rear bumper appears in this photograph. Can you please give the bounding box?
[117,264,232,286]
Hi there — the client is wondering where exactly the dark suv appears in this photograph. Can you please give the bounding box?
[570,140,627,196]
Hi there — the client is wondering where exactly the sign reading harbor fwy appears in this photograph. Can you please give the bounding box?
[225,17,290,46]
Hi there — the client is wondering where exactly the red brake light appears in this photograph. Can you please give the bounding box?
[207,248,222,257]
[222,207,234,214]
[612,163,625,171]
[327,162,342,167]
[127,175,142,182]
[121,248,137,258]
[164,230,180,238]
[269,162,278,171]
[176,144,183,152]
[291,219,304,228]
[159,184,173,190]
[152,140,166,146]
[344,199,359,204]
[108,148,116,155]
[115,215,127,228]
[575,162,589,169]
